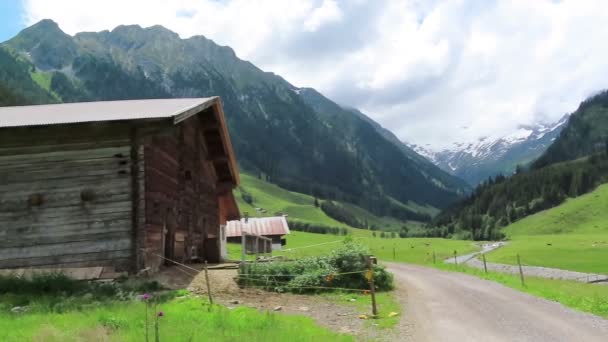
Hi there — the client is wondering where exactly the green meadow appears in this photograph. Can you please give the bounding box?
[229,230,478,265]
[0,297,351,342]
[486,184,608,274]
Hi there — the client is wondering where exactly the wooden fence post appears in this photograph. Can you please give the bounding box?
[482,253,488,274]
[204,261,213,306]
[366,256,378,317]
[517,254,525,287]
[453,250,458,265]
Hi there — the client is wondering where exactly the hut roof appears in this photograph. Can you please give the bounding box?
[0,98,216,127]
[226,216,291,237]
[0,97,239,186]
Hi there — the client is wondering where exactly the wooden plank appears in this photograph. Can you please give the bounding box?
[1,231,132,248]
[0,175,130,194]
[0,221,132,244]
[0,193,131,212]
[0,251,132,269]
[0,238,132,260]
[0,146,129,163]
[0,141,130,156]
[0,201,131,225]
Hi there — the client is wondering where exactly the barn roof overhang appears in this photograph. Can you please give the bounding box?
[0,97,240,187]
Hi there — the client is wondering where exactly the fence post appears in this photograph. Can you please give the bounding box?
[482,253,488,274]
[517,254,525,287]
[366,256,378,317]
[393,245,396,260]
[204,261,213,306]
[453,250,458,265]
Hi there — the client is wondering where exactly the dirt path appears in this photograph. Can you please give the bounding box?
[388,263,608,342]
[151,265,386,340]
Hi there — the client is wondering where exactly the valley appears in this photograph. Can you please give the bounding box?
[1,11,608,342]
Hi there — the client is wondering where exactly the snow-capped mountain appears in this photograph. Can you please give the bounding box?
[407,114,570,185]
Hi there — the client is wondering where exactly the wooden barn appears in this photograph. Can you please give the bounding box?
[0,98,240,276]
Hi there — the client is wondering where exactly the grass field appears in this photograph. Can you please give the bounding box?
[234,173,423,231]
[437,263,608,319]
[0,296,351,342]
[228,230,478,265]
[486,184,608,274]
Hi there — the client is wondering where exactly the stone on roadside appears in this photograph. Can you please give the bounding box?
[299,306,310,311]
[229,299,240,304]
[273,306,283,311]
[11,306,28,313]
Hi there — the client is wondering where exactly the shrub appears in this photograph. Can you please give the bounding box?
[238,242,394,293]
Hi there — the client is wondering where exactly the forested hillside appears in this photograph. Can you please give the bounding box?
[0,19,469,221]
[534,90,608,168]
[434,152,608,240]
[0,46,55,106]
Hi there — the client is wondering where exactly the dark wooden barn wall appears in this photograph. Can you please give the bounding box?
[143,115,221,271]
[0,125,134,270]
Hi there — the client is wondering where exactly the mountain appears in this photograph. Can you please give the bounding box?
[0,45,56,106]
[434,91,608,240]
[533,90,608,169]
[1,19,469,221]
[408,115,569,185]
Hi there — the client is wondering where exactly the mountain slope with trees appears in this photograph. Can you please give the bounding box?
[0,19,469,221]
[434,91,608,240]
[533,90,608,169]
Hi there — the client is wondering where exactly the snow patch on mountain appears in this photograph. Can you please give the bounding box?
[406,114,570,185]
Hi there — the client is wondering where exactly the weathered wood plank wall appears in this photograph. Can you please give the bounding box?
[143,114,221,270]
[0,125,134,271]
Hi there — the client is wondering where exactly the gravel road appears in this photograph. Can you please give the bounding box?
[445,243,608,284]
[388,263,608,342]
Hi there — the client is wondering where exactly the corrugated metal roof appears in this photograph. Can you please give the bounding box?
[0,97,217,128]
[226,216,291,237]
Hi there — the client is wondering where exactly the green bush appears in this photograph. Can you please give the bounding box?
[238,242,393,293]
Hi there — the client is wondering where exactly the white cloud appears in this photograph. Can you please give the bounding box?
[303,0,342,32]
[22,0,608,149]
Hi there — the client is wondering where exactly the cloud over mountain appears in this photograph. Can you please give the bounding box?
[22,0,608,148]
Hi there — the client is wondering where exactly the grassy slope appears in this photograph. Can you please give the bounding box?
[486,184,608,274]
[0,297,351,341]
[234,173,423,231]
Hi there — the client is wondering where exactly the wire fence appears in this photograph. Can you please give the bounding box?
[142,244,381,316]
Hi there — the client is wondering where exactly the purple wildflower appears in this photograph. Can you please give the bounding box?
[142,293,152,300]
[157,311,164,317]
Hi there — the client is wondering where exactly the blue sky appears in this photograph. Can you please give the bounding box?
[0,0,24,42]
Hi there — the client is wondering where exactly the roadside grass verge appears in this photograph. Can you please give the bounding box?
[0,297,352,342]
[436,263,608,319]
